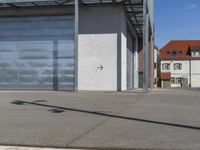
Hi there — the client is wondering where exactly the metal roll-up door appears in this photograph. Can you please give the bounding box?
[0,16,75,90]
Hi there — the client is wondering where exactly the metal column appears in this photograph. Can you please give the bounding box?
[150,35,154,89]
[189,59,192,87]
[143,0,149,92]
[74,0,79,91]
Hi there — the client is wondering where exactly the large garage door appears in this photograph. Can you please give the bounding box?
[0,16,75,90]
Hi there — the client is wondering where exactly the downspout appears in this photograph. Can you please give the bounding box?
[189,59,191,87]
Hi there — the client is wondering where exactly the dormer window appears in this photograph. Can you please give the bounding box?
[172,51,177,56]
[191,50,200,57]
[190,45,200,57]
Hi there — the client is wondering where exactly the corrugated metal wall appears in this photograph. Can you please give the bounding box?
[0,15,75,90]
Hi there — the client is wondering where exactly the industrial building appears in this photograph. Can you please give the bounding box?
[0,0,154,91]
[160,40,200,88]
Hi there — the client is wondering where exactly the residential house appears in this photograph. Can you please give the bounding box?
[160,40,200,88]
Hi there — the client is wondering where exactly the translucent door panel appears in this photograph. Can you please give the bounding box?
[0,16,75,90]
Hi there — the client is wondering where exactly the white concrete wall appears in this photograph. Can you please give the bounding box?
[78,6,127,91]
[120,7,127,91]
[121,32,127,90]
[78,34,118,90]
[133,37,139,88]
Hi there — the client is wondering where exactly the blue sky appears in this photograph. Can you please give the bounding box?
[155,0,200,48]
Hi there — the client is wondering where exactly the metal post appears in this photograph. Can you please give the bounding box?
[189,59,191,87]
[143,0,149,92]
[74,0,79,91]
[150,35,154,89]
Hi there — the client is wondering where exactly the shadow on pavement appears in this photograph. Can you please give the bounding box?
[11,100,200,131]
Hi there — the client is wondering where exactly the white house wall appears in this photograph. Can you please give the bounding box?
[161,60,200,87]
[191,60,200,87]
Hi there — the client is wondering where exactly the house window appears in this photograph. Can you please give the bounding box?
[154,63,157,69]
[191,51,194,56]
[162,63,170,70]
[171,78,175,84]
[195,51,198,56]
[195,50,200,56]
[174,63,182,70]
[171,77,182,84]
[172,51,177,56]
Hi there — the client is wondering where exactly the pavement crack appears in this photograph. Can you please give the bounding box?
[66,117,110,147]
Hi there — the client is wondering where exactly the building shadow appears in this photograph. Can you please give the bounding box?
[11,100,200,131]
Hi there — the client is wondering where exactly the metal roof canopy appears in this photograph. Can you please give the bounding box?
[0,0,143,37]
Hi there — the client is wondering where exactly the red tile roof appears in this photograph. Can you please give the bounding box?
[190,45,200,50]
[160,40,200,60]
[160,72,171,79]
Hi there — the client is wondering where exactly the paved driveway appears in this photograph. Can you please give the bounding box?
[0,89,200,150]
